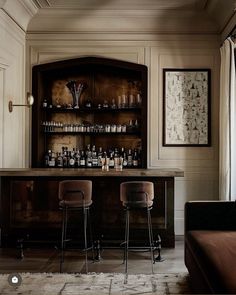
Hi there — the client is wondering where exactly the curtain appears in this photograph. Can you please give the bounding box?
[219,38,236,200]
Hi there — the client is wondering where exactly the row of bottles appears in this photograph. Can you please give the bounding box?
[42,93,142,110]
[42,119,139,133]
[44,145,141,168]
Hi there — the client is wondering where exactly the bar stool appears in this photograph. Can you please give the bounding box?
[58,180,93,273]
[120,181,155,275]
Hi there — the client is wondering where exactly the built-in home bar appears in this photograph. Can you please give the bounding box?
[0,57,184,252]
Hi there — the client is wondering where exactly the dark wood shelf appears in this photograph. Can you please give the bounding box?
[43,131,141,136]
[42,106,142,113]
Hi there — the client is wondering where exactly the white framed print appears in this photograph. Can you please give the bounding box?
[163,69,211,146]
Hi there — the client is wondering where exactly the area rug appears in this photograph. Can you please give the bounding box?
[0,272,191,295]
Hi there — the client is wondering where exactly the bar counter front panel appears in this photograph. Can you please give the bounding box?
[0,168,184,248]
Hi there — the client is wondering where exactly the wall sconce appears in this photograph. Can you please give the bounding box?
[9,92,34,112]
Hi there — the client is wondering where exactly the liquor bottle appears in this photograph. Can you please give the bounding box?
[62,147,68,167]
[127,149,133,167]
[86,148,92,167]
[69,151,75,167]
[44,150,50,167]
[132,149,138,167]
[122,151,128,167]
[114,148,119,169]
[86,144,91,156]
[92,145,98,167]
[80,150,86,167]
[57,152,63,167]
[101,151,107,169]
[97,147,103,167]
[75,149,80,168]
[109,151,115,168]
[48,151,56,167]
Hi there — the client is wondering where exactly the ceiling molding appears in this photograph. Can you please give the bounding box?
[32,0,50,8]
[1,0,38,31]
[1,0,235,35]
[220,11,236,42]
[27,10,218,34]
[31,0,203,10]
[206,0,236,33]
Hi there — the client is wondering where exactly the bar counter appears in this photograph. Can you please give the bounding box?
[0,168,184,177]
[0,168,184,248]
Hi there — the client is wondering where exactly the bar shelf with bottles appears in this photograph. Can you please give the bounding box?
[41,119,141,135]
[44,145,141,169]
[32,57,147,169]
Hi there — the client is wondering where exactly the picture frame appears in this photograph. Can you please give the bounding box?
[163,69,211,146]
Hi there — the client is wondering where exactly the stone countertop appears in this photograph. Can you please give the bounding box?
[0,168,184,177]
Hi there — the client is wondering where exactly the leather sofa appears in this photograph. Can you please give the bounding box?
[185,201,236,294]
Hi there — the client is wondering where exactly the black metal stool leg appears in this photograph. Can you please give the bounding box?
[60,207,66,273]
[125,208,130,278]
[123,209,127,264]
[123,208,128,264]
[154,235,164,262]
[83,206,88,273]
[88,208,95,261]
[147,208,154,274]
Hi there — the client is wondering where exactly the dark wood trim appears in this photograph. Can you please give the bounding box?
[32,56,148,168]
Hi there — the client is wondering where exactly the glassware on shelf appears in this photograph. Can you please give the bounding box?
[117,95,122,108]
[66,80,86,109]
[116,124,122,133]
[42,99,48,108]
[42,121,63,132]
[136,93,142,106]
[111,98,117,109]
[111,124,117,133]
[103,100,109,108]
[121,94,128,108]
[84,98,92,108]
[105,124,111,133]
[121,125,127,133]
[129,94,135,107]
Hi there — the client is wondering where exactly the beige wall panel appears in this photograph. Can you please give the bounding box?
[150,48,220,166]
[174,176,218,234]
[0,11,26,168]
[149,45,220,234]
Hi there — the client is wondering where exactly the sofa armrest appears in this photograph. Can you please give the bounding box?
[185,201,236,232]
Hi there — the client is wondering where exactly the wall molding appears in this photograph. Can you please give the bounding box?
[0,10,25,43]
[0,66,5,167]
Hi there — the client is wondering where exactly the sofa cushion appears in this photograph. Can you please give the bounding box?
[186,230,236,294]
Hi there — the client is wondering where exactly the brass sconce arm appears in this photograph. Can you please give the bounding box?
[8,92,34,112]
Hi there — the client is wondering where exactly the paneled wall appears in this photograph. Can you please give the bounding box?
[26,34,220,234]
[0,11,26,168]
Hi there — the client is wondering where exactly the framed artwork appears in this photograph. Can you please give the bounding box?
[163,69,211,146]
